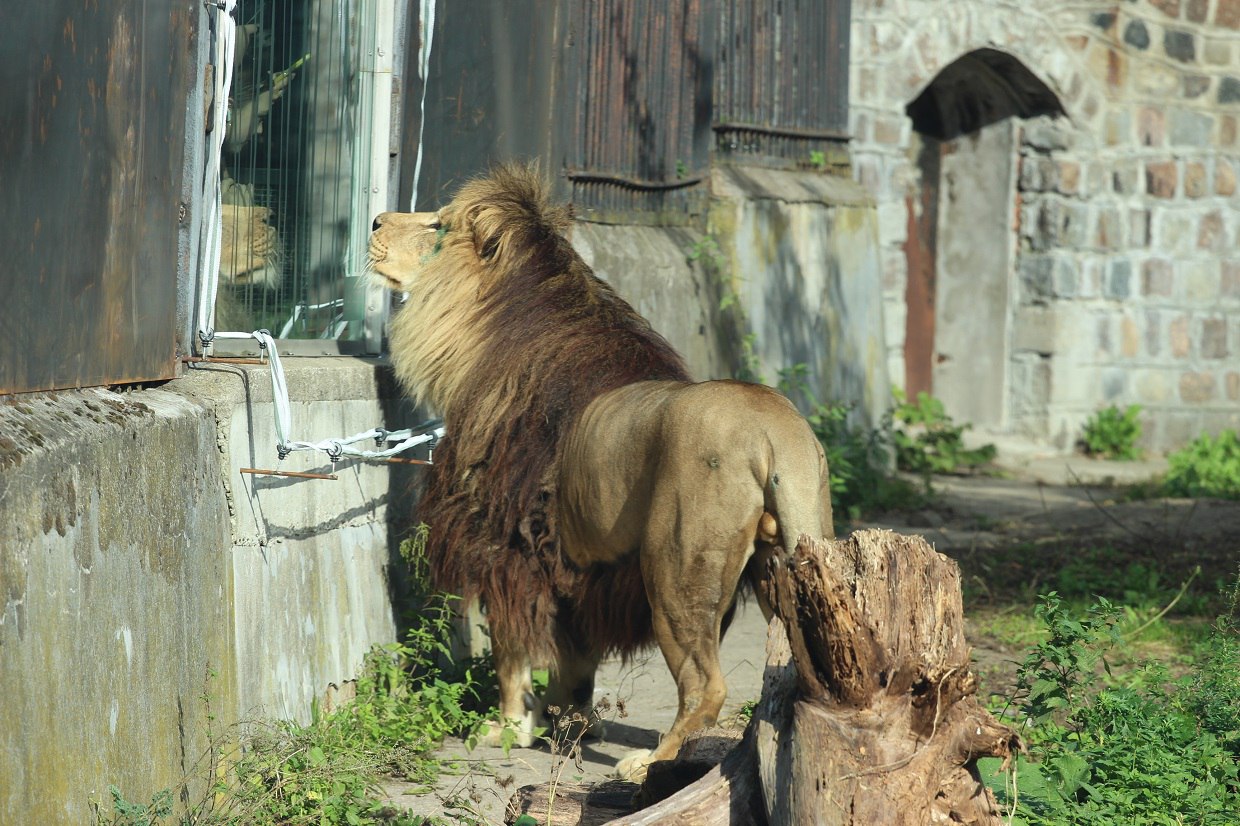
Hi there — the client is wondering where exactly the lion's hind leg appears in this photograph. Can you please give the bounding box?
[614,495,763,781]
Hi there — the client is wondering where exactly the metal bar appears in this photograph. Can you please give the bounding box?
[713,121,851,141]
[181,356,269,365]
[565,169,704,190]
[240,467,339,480]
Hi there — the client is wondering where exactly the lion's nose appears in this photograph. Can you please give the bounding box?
[371,215,384,232]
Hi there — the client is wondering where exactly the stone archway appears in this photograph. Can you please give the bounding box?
[901,49,1065,430]
[850,2,1101,436]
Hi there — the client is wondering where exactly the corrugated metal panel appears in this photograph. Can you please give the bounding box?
[713,0,851,163]
[395,0,853,222]
[564,0,713,223]
[0,1,195,395]
[403,0,565,212]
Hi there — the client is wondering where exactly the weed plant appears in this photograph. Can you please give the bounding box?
[1080,404,1143,460]
[1164,429,1240,500]
[889,387,996,476]
[987,580,1240,825]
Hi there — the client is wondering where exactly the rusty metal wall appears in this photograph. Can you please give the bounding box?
[396,0,852,222]
[402,0,566,212]
[0,1,196,395]
[564,0,714,223]
[713,0,851,162]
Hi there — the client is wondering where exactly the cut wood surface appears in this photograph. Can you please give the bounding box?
[504,529,1020,825]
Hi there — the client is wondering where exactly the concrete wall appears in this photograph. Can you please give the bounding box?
[0,359,421,823]
[851,0,1240,452]
[574,167,889,427]
[711,166,890,428]
[573,223,732,381]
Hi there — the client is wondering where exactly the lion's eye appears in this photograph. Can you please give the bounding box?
[428,218,442,231]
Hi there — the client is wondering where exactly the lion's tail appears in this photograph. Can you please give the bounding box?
[762,435,835,554]
[745,449,832,618]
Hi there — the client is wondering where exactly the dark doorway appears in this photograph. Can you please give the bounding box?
[903,49,1064,429]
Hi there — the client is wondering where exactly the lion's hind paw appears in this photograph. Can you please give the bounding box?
[613,748,654,782]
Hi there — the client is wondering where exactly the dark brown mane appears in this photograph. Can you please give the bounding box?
[416,164,690,661]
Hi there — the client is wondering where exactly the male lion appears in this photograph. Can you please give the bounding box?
[370,164,832,779]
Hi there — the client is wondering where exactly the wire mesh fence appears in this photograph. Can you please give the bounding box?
[215,0,379,344]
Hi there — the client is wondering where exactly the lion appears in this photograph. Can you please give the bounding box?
[369,164,833,780]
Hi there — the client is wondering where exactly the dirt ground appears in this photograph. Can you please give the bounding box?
[382,454,1240,824]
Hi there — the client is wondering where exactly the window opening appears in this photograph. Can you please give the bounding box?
[208,0,385,353]
[195,1,439,468]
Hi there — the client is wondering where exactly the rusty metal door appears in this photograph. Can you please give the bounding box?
[0,1,196,395]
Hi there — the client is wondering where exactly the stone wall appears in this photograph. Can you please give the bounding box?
[850,0,1240,452]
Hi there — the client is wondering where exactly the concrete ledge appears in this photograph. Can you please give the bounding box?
[0,358,423,821]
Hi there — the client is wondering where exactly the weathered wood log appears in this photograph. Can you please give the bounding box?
[503,729,753,818]
[505,780,641,826]
[638,727,744,807]
[755,529,1019,825]
[504,529,1020,825]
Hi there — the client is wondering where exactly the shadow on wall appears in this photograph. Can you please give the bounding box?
[710,166,890,430]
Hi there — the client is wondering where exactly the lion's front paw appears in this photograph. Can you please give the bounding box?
[613,748,654,782]
[473,717,536,750]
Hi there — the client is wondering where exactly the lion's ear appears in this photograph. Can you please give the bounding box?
[464,204,504,264]
[476,232,501,262]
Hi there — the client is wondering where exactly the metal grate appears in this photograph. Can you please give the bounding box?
[713,0,851,164]
[214,0,379,344]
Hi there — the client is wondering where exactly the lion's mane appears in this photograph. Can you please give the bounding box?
[389,165,691,662]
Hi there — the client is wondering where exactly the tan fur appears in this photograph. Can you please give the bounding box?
[370,165,833,779]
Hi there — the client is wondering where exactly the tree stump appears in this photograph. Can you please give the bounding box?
[506,529,1020,825]
[750,529,1020,825]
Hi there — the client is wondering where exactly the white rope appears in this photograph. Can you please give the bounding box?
[210,329,443,462]
[191,3,440,467]
[409,0,436,210]
[196,0,237,350]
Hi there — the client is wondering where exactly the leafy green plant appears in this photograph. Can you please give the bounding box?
[736,333,764,384]
[90,786,173,826]
[889,387,996,476]
[1164,429,1240,500]
[1080,404,1143,460]
[990,590,1240,824]
[777,366,922,524]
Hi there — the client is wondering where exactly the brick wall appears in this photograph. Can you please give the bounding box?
[850,0,1240,452]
